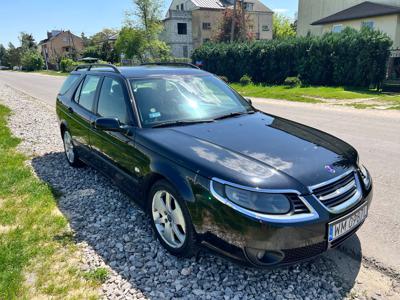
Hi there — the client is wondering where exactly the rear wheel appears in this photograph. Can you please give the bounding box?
[62,130,84,168]
[149,180,197,257]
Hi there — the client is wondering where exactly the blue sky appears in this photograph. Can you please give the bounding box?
[0,0,297,47]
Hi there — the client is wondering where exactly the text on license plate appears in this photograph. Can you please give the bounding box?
[328,203,368,242]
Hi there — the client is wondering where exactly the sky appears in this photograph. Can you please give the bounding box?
[0,0,298,47]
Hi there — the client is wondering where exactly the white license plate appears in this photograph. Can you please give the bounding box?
[328,202,368,242]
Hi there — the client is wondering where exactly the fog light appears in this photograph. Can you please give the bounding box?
[256,250,265,260]
[245,247,284,265]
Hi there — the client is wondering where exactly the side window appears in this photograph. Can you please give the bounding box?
[97,77,129,124]
[59,74,80,95]
[75,75,101,111]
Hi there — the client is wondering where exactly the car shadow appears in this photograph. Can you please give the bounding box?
[31,152,363,299]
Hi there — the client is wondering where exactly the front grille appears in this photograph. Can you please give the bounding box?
[288,195,310,215]
[281,242,327,264]
[313,172,359,209]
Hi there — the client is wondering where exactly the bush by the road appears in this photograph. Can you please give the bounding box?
[21,50,44,71]
[60,58,79,73]
[192,28,392,88]
[284,76,302,87]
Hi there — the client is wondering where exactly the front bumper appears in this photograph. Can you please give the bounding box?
[188,176,373,267]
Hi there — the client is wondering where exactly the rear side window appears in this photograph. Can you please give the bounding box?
[75,75,101,111]
[97,77,129,124]
[59,74,80,95]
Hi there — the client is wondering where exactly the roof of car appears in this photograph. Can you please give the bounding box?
[73,65,209,78]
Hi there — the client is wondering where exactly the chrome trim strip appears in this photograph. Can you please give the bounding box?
[318,179,356,201]
[313,174,362,214]
[308,169,354,192]
[212,177,302,195]
[210,178,319,224]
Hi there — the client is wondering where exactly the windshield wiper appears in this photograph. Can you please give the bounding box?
[152,119,215,128]
[213,110,256,121]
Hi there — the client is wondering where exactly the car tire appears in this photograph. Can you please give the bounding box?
[62,129,85,168]
[148,180,197,257]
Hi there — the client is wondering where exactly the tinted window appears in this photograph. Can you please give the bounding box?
[76,75,100,111]
[97,77,129,124]
[59,74,80,95]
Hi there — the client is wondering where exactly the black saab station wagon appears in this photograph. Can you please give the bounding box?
[56,63,373,267]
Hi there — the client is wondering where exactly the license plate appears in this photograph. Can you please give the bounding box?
[328,202,368,242]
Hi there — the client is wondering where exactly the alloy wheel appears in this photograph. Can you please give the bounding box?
[152,190,187,249]
[63,131,75,163]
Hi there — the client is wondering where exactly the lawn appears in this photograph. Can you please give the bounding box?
[33,70,68,76]
[0,104,102,299]
[231,83,400,104]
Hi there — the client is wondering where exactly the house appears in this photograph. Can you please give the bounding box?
[39,30,84,69]
[297,0,400,84]
[161,0,273,58]
[297,0,400,46]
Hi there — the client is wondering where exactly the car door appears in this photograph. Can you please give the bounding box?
[65,74,101,161]
[89,75,140,195]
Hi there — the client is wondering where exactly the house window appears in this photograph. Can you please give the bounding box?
[243,2,253,11]
[176,5,179,10]
[332,24,343,33]
[262,25,269,32]
[362,21,374,29]
[181,3,184,10]
[202,22,211,30]
[178,23,187,35]
[183,46,188,58]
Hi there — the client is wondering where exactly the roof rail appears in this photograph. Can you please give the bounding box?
[140,62,200,69]
[74,63,120,73]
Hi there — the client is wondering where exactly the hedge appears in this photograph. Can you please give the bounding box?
[192,28,392,87]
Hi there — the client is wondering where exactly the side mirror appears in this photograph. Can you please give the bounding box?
[246,98,253,105]
[94,117,125,132]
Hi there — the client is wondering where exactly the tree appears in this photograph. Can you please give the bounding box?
[21,50,44,71]
[5,43,22,67]
[90,28,119,46]
[214,7,252,42]
[273,14,296,39]
[19,32,37,51]
[81,32,90,47]
[125,0,171,60]
[0,44,6,65]
[115,27,146,61]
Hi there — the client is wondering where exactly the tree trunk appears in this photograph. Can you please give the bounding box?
[230,0,237,43]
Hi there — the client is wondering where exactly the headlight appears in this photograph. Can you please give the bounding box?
[212,181,291,214]
[359,163,371,188]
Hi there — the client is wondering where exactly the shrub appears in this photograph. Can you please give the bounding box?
[284,76,301,87]
[60,58,79,72]
[239,74,252,85]
[21,50,44,71]
[192,28,392,87]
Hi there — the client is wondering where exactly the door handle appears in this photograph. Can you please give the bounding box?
[68,107,74,113]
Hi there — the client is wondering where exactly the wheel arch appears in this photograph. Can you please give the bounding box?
[142,159,197,207]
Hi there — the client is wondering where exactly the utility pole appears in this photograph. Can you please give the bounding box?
[230,0,237,42]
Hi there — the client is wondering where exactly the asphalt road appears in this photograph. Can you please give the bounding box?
[0,70,399,273]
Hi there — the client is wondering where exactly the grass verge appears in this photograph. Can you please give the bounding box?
[231,83,400,104]
[0,104,100,299]
[32,70,69,76]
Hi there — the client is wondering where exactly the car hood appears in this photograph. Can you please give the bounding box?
[137,112,357,194]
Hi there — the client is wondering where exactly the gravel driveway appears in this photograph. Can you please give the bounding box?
[0,82,397,300]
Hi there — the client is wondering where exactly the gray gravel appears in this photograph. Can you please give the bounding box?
[0,82,365,300]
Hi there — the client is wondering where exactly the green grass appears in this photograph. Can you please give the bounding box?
[231,83,400,104]
[83,268,109,284]
[0,104,99,299]
[33,70,69,76]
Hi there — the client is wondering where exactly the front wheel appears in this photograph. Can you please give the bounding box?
[149,180,197,257]
[62,130,84,168]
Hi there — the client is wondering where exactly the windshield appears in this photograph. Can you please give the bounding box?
[130,75,253,127]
